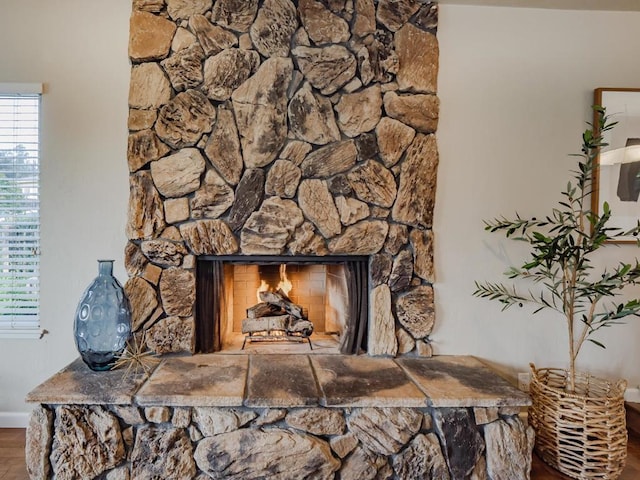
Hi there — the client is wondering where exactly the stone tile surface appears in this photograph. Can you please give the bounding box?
[135,354,248,406]
[246,354,319,407]
[26,358,148,405]
[311,355,427,407]
[396,356,531,407]
[27,354,531,409]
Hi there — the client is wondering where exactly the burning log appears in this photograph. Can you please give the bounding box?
[259,290,305,319]
[242,315,293,334]
[243,275,313,349]
[246,302,283,319]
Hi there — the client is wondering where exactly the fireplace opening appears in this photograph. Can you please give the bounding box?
[196,256,369,354]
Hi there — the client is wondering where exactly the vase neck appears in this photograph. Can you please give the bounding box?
[98,260,114,276]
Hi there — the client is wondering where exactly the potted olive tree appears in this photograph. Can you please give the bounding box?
[473,107,640,480]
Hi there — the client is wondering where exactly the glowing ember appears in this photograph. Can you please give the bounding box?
[277,264,293,297]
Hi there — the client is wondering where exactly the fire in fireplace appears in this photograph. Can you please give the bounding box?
[196,256,368,354]
[242,264,315,349]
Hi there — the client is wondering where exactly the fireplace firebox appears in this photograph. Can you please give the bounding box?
[196,256,369,355]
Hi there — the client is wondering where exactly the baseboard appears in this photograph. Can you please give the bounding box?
[625,387,640,403]
[0,411,29,428]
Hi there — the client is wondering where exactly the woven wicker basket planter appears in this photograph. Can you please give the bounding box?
[528,364,627,480]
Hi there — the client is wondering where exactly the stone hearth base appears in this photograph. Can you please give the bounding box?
[26,355,533,479]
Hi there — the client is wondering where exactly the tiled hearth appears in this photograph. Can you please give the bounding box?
[26,355,533,479]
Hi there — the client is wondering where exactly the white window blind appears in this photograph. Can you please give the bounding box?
[0,85,42,338]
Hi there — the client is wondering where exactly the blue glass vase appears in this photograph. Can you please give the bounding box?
[74,260,131,371]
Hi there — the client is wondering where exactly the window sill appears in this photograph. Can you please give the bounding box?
[0,329,46,339]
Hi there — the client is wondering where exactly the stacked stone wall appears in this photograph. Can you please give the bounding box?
[125,0,440,355]
[27,403,534,480]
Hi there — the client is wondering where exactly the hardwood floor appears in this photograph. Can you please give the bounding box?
[0,429,28,480]
[1,428,640,479]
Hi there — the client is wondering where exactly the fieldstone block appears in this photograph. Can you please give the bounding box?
[348,407,422,455]
[129,63,171,110]
[145,406,170,424]
[396,286,435,339]
[300,140,357,178]
[159,267,195,317]
[141,239,188,267]
[127,129,170,173]
[25,405,53,480]
[484,416,535,480]
[341,446,389,480]
[288,82,340,145]
[241,197,305,254]
[129,11,176,61]
[389,249,413,292]
[193,407,257,436]
[124,276,158,331]
[392,433,450,479]
[376,0,420,32]
[147,316,195,354]
[384,224,409,256]
[368,285,397,356]
[212,0,259,32]
[392,133,439,228]
[131,426,195,480]
[195,429,340,479]
[328,220,389,255]
[232,57,293,168]
[286,408,346,435]
[250,0,298,58]
[253,408,287,427]
[179,219,239,255]
[127,171,166,240]
[298,179,342,238]
[353,0,376,37]
[190,183,235,219]
[384,92,439,134]
[265,160,302,198]
[433,408,485,480]
[202,48,260,101]
[164,197,190,224]
[335,85,382,138]
[293,45,357,95]
[128,108,157,131]
[395,23,438,94]
[160,44,205,92]
[51,406,124,480]
[280,140,313,165]
[299,0,350,44]
[376,117,416,168]
[204,105,244,186]
[347,160,397,208]
[189,14,237,56]
[155,90,216,149]
[397,327,415,354]
[335,196,369,226]
[166,0,212,20]
[330,432,358,458]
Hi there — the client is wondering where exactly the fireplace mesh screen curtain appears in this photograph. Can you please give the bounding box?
[0,85,42,337]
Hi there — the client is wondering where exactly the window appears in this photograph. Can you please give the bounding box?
[0,84,42,338]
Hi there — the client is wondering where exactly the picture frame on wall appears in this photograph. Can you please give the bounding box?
[592,87,640,243]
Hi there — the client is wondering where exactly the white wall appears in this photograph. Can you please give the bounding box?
[1,1,640,422]
[0,0,131,422]
[436,5,640,386]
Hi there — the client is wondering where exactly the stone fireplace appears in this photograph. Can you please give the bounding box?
[124,0,439,358]
[25,3,536,479]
